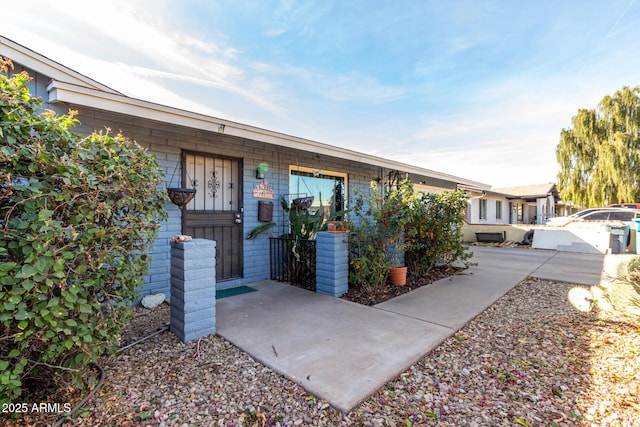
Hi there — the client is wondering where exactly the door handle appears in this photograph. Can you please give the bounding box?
[234,213,242,224]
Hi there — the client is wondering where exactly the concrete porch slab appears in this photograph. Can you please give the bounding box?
[216,281,452,413]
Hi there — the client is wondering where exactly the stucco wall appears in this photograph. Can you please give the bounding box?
[467,196,510,224]
[536,195,555,224]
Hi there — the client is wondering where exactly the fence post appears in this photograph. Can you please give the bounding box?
[170,238,216,343]
[315,231,349,297]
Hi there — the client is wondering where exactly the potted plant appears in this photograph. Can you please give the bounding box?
[327,220,352,233]
[379,178,414,285]
[350,177,414,287]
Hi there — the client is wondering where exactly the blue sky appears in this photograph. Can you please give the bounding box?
[3,0,640,187]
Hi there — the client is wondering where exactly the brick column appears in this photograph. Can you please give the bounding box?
[315,231,349,297]
[170,239,216,343]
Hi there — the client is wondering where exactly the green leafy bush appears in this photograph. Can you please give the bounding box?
[349,181,392,291]
[349,177,473,291]
[0,59,168,403]
[405,190,474,275]
[378,178,414,266]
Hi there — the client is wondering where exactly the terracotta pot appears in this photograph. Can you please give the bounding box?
[327,221,349,233]
[389,266,408,286]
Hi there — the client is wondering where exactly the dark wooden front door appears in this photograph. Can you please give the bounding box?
[182,152,243,281]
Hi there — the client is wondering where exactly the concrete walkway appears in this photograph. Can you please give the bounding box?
[216,246,607,413]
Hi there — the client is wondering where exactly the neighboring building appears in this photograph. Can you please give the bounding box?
[1,36,490,296]
[463,183,560,225]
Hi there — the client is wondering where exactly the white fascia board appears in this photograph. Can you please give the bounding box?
[0,36,120,94]
[47,80,490,189]
[48,80,220,131]
[458,184,491,193]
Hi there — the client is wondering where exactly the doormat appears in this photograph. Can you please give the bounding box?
[216,286,258,299]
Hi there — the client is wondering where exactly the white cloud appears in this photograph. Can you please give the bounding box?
[172,33,239,58]
[2,0,291,117]
[260,63,405,104]
[377,80,578,186]
[321,72,405,103]
[4,0,640,190]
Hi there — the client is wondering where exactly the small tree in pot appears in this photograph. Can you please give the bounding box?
[350,177,414,289]
[379,178,414,285]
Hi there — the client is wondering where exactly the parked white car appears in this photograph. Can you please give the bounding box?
[546,207,640,226]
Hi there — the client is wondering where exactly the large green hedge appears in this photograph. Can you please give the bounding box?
[0,59,168,402]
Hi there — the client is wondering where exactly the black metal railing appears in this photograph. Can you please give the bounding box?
[269,237,316,291]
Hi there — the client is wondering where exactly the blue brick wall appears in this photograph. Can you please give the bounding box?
[315,231,349,297]
[170,239,216,342]
[41,103,396,296]
[39,102,443,297]
[7,58,460,302]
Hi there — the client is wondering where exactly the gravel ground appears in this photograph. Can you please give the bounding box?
[9,278,640,426]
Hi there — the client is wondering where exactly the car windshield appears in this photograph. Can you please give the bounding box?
[574,208,640,220]
[572,208,600,218]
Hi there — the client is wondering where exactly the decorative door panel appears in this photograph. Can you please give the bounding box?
[182,152,243,280]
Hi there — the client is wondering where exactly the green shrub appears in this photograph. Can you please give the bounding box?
[349,181,391,291]
[349,177,473,291]
[0,59,168,403]
[405,190,474,275]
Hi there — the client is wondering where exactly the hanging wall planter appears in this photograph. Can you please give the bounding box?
[292,196,314,211]
[166,158,197,207]
[167,188,196,207]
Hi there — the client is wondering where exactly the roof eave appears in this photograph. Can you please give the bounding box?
[504,194,551,200]
[1,35,121,94]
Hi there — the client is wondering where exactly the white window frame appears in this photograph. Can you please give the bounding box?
[479,198,487,220]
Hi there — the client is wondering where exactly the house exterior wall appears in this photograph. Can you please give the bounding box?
[45,102,443,295]
[537,195,555,224]
[466,195,563,225]
[513,196,556,225]
[509,200,534,224]
[467,196,510,224]
[7,60,465,296]
[7,65,53,102]
[408,174,457,193]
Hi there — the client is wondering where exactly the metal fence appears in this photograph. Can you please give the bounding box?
[269,237,316,291]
